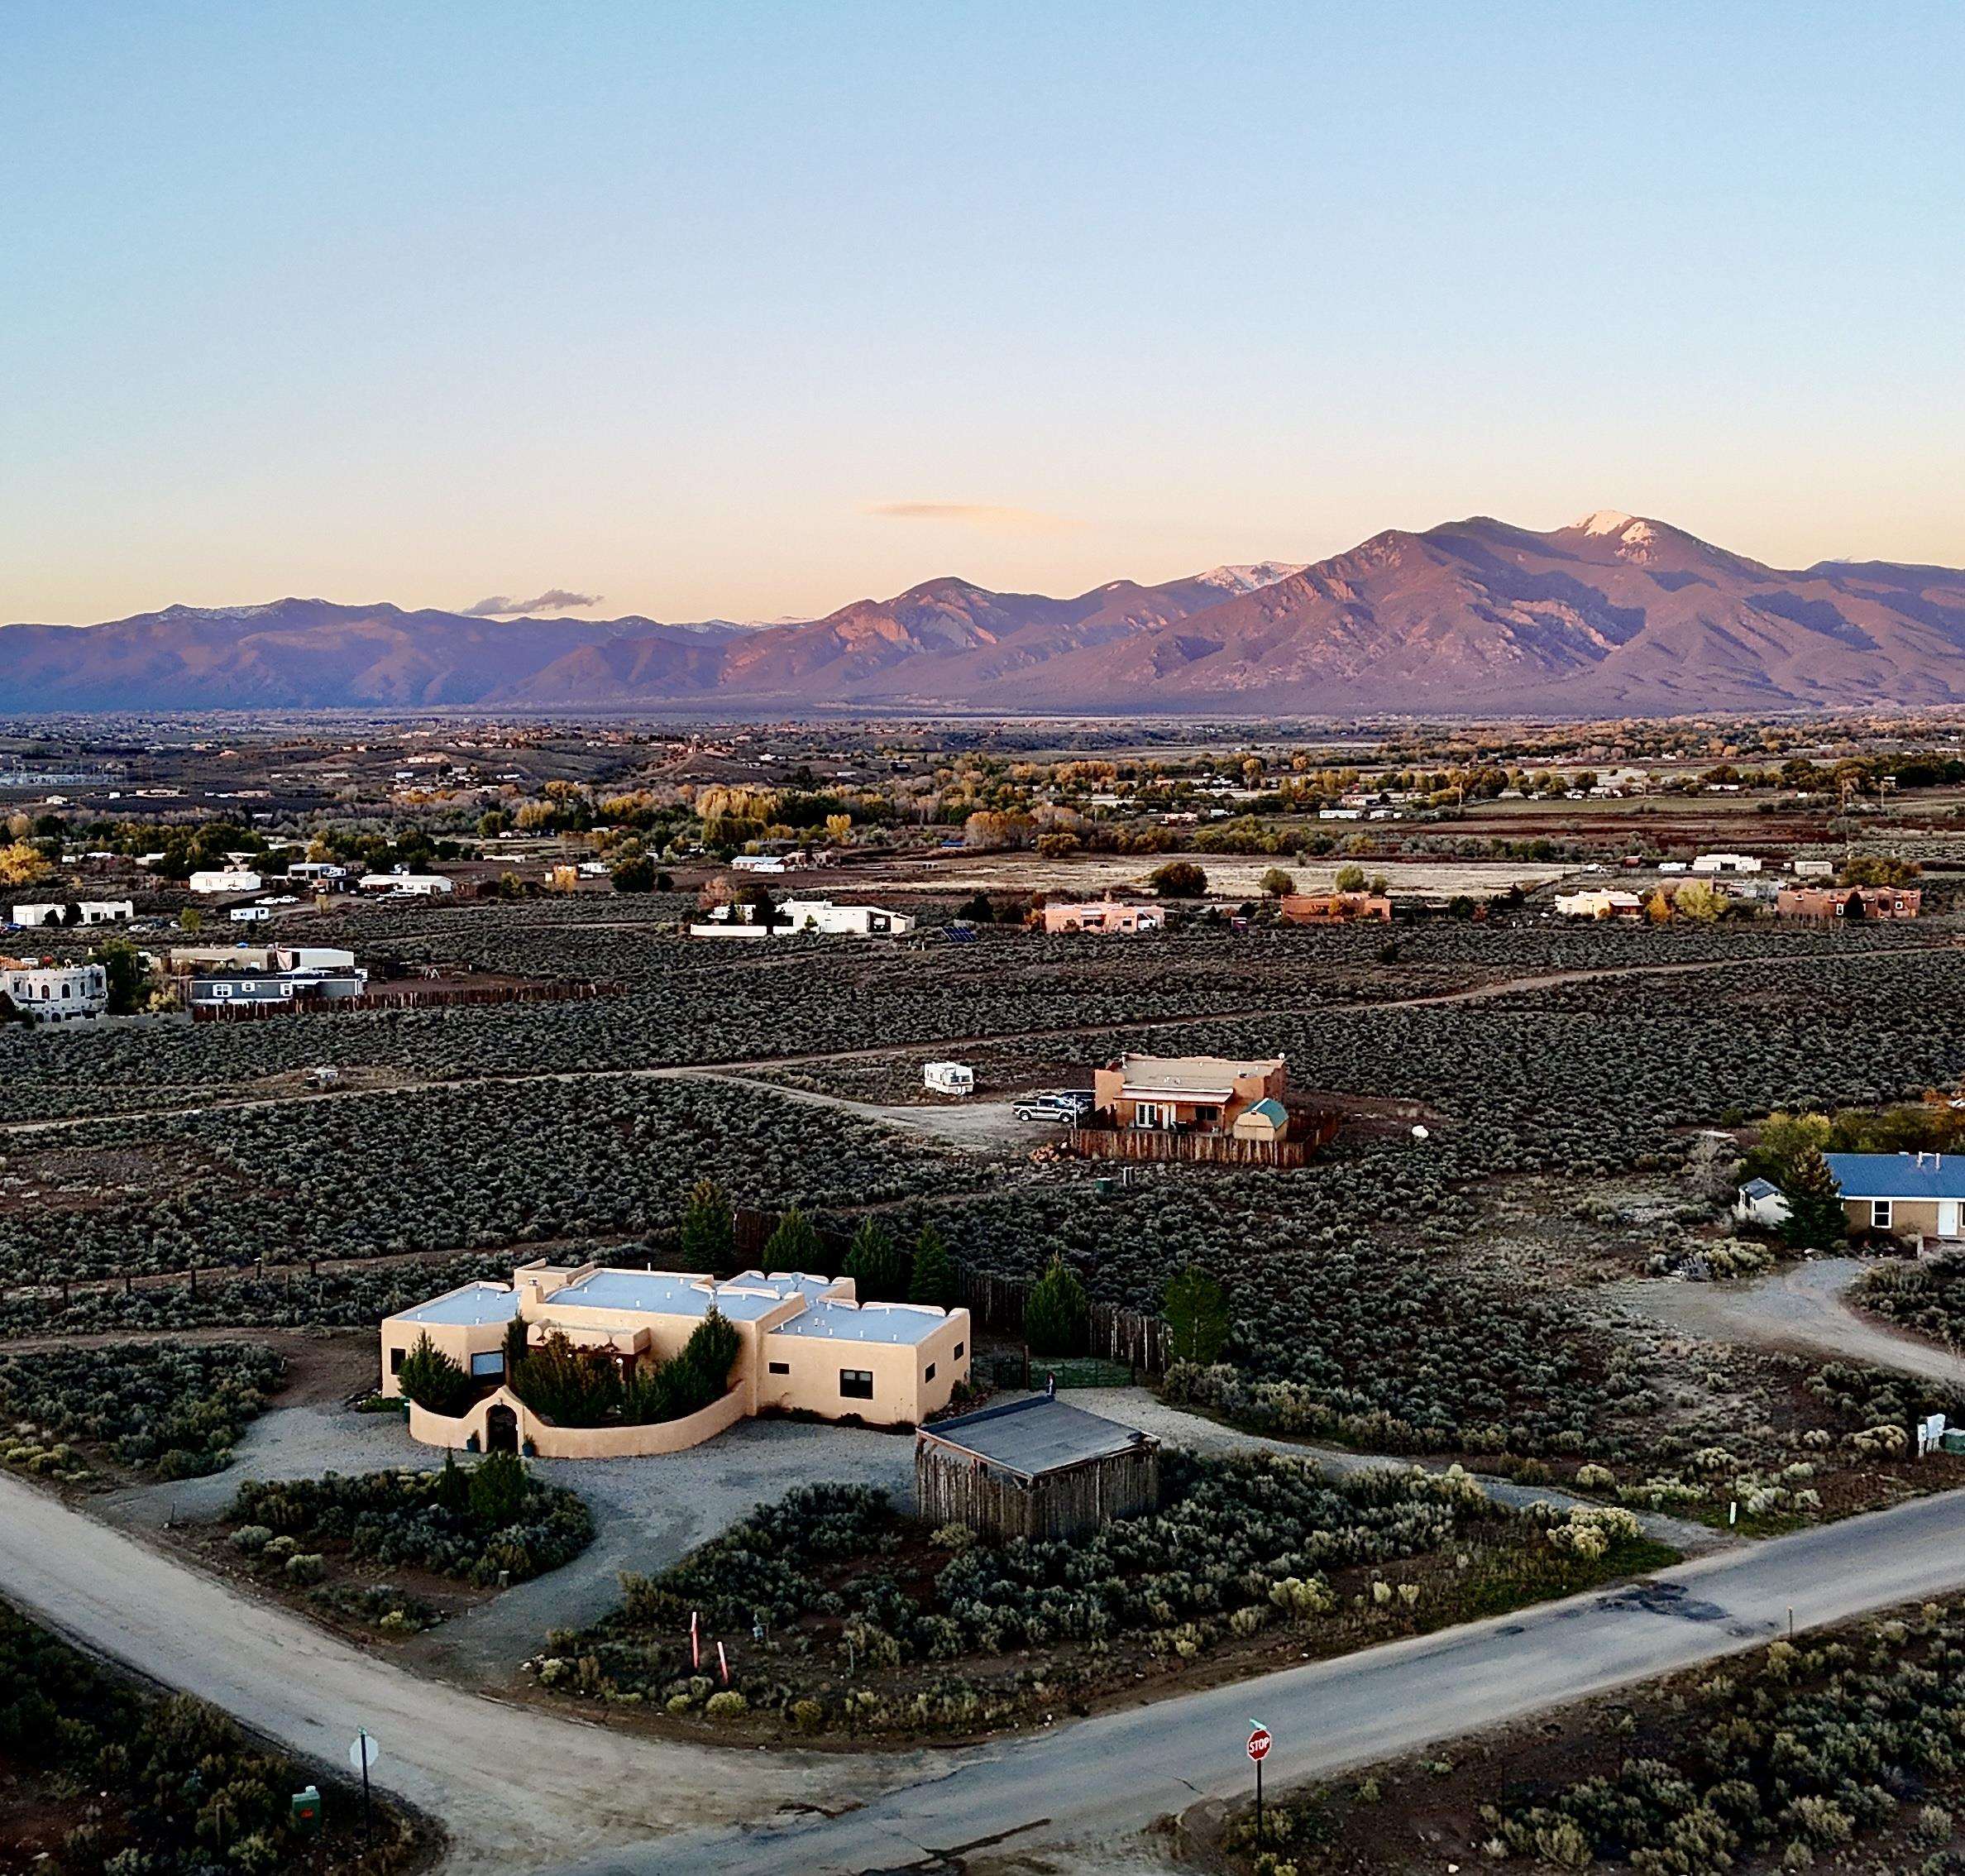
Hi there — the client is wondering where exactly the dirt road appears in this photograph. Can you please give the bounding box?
[5,944,1943,1140]
[1612,1256,1965,1391]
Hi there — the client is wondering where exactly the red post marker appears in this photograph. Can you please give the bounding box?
[691,1610,700,1670]
[717,1640,730,1686]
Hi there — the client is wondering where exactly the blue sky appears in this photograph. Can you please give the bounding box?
[3,1,1961,623]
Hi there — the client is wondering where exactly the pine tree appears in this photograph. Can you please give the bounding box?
[763,1204,821,1270]
[843,1218,905,1302]
[908,1223,959,1309]
[680,1178,736,1278]
[1782,1146,1848,1250]
[1025,1255,1089,1357]
[1163,1266,1231,1365]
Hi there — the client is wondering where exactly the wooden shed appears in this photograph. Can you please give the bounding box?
[915,1395,1160,1542]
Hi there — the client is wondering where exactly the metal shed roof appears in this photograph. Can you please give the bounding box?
[918,1395,1156,1479]
[1824,1152,1965,1201]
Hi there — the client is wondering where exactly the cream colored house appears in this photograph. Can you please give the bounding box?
[381,1260,970,1456]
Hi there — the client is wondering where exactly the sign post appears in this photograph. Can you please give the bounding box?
[349,1730,380,1846]
[1247,1721,1272,1848]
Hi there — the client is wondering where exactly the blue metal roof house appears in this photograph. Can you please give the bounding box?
[1823,1151,1965,1242]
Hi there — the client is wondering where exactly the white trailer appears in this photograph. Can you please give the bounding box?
[924,1061,976,1097]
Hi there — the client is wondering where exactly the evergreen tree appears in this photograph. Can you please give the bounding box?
[908,1222,959,1309]
[1163,1265,1231,1365]
[679,1178,736,1277]
[1782,1146,1848,1250]
[763,1204,821,1269]
[395,1332,474,1415]
[1025,1254,1089,1357]
[843,1218,905,1301]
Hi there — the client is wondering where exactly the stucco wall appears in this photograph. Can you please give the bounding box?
[407,1382,748,1457]
[758,1308,970,1424]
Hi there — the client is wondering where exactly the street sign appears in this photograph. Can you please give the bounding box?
[1247,1725,1272,1763]
[348,1733,381,1773]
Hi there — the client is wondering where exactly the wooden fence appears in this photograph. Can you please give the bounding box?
[916,1434,1160,1541]
[1064,1108,1338,1170]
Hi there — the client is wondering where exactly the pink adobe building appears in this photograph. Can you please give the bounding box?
[1040,900,1164,935]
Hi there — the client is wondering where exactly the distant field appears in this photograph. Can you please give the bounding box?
[859,852,1571,898]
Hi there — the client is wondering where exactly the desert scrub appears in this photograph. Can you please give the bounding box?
[0,1339,283,1479]
[1853,1255,1965,1348]
[555,1452,1652,1733]
[227,1451,591,1588]
[0,1595,423,1874]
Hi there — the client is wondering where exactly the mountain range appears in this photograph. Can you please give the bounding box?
[7,517,1965,715]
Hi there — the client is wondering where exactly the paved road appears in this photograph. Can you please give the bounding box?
[1614,1255,1965,1391]
[10,1470,1965,1876]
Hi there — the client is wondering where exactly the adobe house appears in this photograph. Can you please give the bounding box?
[1278,892,1393,925]
[1040,900,1164,935]
[1824,1152,1965,1245]
[1775,886,1922,921]
[916,1395,1160,1541]
[1092,1051,1288,1135]
[380,1261,970,1456]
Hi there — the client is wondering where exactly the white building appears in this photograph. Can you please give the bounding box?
[2,961,108,1023]
[690,897,915,939]
[730,854,788,874]
[1554,889,1645,921]
[187,869,263,895]
[10,903,65,928]
[229,905,274,924]
[356,873,456,896]
[1790,858,1835,880]
[1691,853,1762,876]
[1734,1177,1792,1229]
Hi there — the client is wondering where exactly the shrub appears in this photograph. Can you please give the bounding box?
[395,1332,475,1417]
[1025,1255,1088,1357]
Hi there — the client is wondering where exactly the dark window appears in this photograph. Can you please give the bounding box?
[954,1342,965,1360]
[925,1362,937,1382]
[389,1347,405,1375]
[839,1369,874,1400]
[470,1352,504,1378]
[768,1361,790,1375]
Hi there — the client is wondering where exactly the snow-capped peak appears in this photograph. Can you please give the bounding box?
[1194,561,1305,595]
[1574,510,1638,537]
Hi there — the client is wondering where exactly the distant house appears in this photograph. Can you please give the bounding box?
[188,967,367,1008]
[10,903,65,928]
[916,1395,1159,1542]
[1278,892,1392,925]
[1040,900,1163,935]
[1776,886,1921,921]
[1734,1177,1791,1229]
[690,897,914,939]
[357,873,455,896]
[229,905,274,924]
[1790,858,1836,880]
[1824,1151,1965,1243]
[730,854,788,874]
[2,961,108,1023]
[1691,854,1762,876]
[1093,1052,1288,1135]
[187,869,263,895]
[1555,889,1645,921]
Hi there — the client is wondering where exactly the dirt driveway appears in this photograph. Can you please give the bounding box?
[1610,1256,1965,1391]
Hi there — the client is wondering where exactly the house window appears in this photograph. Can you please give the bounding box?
[839,1369,874,1400]
[389,1347,405,1375]
[470,1352,504,1377]
[1873,1199,1894,1231]
[925,1362,936,1383]
[954,1342,964,1359]
[768,1361,790,1375]
[1135,1102,1166,1130]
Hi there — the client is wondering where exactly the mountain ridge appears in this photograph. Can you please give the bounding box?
[7,518,1965,715]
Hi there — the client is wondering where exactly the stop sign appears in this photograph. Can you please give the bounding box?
[1247,1725,1272,1763]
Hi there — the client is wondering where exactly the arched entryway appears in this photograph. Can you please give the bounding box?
[485,1403,519,1453]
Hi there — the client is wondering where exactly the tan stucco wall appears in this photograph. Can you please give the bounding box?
[758,1308,970,1424]
[1842,1197,1948,1238]
[407,1382,749,1457]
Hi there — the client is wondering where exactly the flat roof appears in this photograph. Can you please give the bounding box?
[1824,1152,1965,1201]
[768,1299,949,1347]
[394,1282,524,1328]
[920,1395,1156,1478]
[546,1270,792,1321]
[1112,1052,1281,1094]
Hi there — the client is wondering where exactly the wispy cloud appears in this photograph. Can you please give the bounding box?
[461,588,604,617]
[862,501,1085,537]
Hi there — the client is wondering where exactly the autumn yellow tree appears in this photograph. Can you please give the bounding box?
[0,843,50,888]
